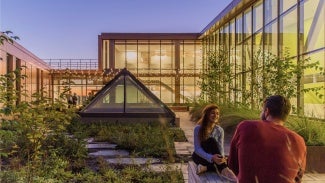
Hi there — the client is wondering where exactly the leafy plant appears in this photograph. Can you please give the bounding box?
[199,49,233,105]
[286,116,325,146]
[253,49,324,113]
[0,31,19,45]
[78,122,180,162]
[0,68,87,181]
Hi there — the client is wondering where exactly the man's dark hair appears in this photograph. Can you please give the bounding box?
[264,95,291,121]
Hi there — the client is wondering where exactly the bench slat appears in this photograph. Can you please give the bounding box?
[188,161,232,183]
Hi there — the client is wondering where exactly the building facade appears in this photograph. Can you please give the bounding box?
[200,0,324,117]
[0,37,51,104]
[1,0,324,118]
[98,33,202,104]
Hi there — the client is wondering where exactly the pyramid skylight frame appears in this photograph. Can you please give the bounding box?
[79,68,175,125]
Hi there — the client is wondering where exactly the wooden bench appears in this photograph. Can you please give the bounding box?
[188,161,232,183]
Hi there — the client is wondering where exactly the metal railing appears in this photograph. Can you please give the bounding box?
[44,59,98,70]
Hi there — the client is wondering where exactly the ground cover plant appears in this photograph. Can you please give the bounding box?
[75,121,187,163]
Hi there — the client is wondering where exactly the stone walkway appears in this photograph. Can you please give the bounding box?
[174,112,325,183]
[86,138,161,166]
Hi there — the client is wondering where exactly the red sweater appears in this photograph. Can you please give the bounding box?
[228,120,306,183]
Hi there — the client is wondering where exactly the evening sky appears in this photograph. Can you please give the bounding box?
[1,0,232,59]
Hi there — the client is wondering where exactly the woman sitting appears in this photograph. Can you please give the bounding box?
[192,104,237,182]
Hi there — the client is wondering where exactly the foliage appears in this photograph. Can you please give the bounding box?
[199,49,233,105]
[95,156,183,183]
[168,127,187,142]
[0,31,19,45]
[286,117,325,146]
[0,69,87,180]
[0,31,184,182]
[251,49,324,111]
[199,47,324,115]
[79,122,180,162]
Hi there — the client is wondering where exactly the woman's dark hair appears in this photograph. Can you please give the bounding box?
[197,104,219,142]
[264,95,291,121]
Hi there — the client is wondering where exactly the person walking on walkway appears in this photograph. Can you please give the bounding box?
[228,95,306,183]
[192,104,237,182]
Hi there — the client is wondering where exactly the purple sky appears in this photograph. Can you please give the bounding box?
[1,0,232,59]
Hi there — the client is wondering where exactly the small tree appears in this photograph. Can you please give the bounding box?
[199,49,232,105]
[254,49,324,114]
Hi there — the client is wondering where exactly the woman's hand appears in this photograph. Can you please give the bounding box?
[212,154,226,165]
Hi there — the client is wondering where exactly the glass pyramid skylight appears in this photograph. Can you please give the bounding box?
[79,68,175,124]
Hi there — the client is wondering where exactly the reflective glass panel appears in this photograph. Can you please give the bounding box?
[138,42,149,73]
[265,21,278,55]
[243,10,252,39]
[301,0,325,52]
[253,1,263,33]
[149,43,161,73]
[180,41,195,74]
[280,0,297,14]
[280,7,298,57]
[265,0,278,24]
[236,15,243,44]
[115,44,126,69]
[160,77,174,103]
[303,51,325,118]
[125,75,164,113]
[126,44,137,69]
[161,42,173,74]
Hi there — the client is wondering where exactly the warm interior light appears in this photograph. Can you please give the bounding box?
[126,51,137,60]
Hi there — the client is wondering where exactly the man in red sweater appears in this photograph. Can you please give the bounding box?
[228,95,306,183]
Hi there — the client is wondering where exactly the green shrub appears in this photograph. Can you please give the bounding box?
[286,117,325,146]
[79,122,177,161]
[168,127,187,142]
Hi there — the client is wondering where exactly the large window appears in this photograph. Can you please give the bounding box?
[280,0,297,15]
[301,0,325,53]
[265,0,278,24]
[243,10,252,40]
[201,0,324,118]
[303,51,325,118]
[280,7,298,57]
[101,38,201,104]
[253,1,263,33]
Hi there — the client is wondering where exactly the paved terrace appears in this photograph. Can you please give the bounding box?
[174,112,325,183]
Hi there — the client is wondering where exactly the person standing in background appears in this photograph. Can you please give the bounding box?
[72,93,78,106]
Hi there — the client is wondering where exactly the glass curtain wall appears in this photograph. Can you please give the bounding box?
[52,74,104,106]
[201,0,325,118]
[108,39,201,104]
[180,40,202,103]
